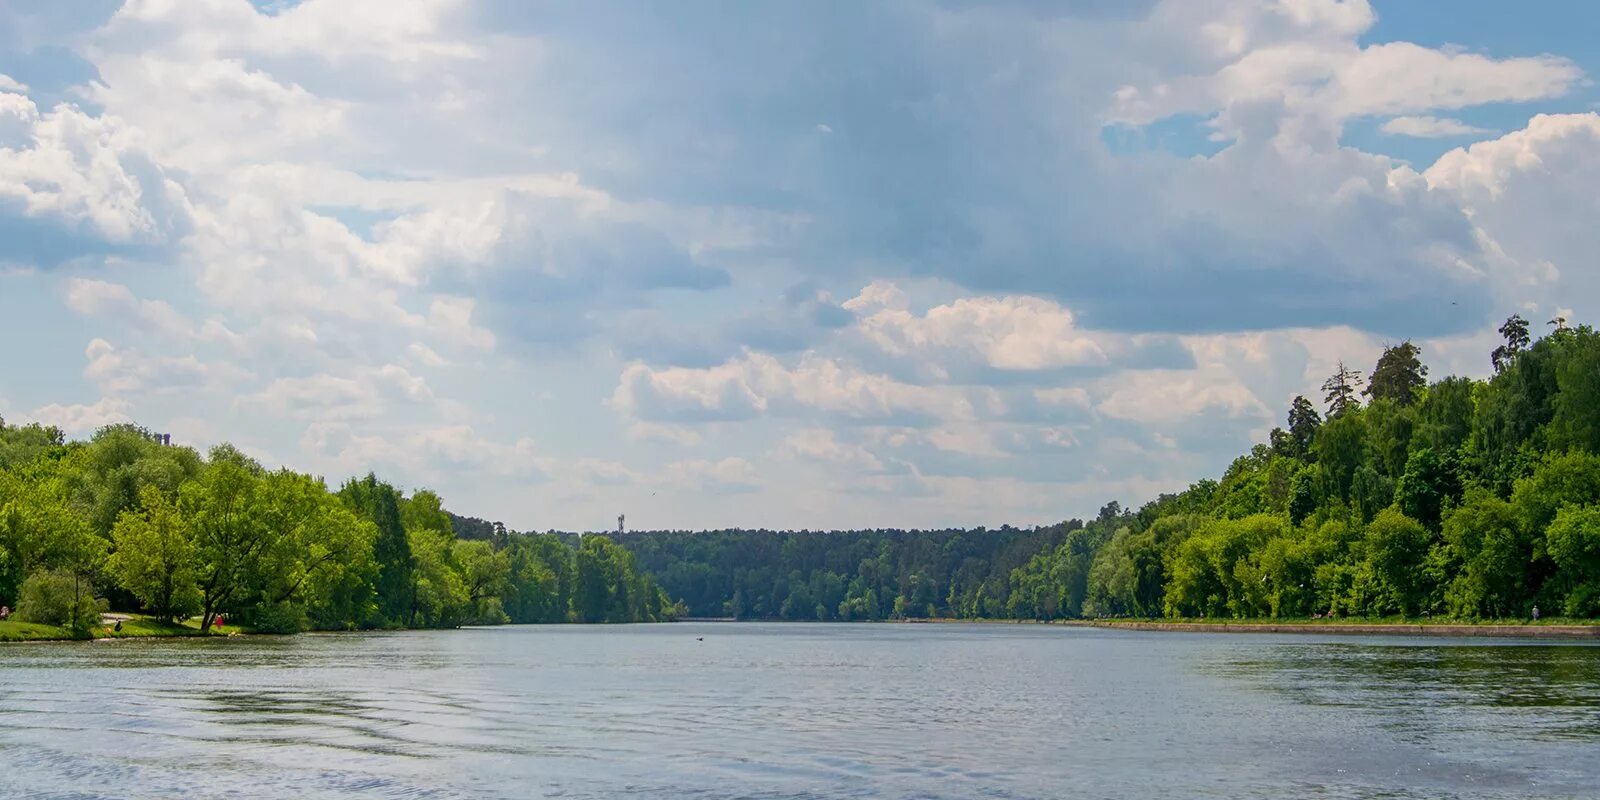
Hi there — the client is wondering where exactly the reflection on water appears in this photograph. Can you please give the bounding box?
[1,626,1597,799]
[1216,643,1600,742]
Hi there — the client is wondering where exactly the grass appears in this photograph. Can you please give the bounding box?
[0,620,79,642]
[0,614,251,642]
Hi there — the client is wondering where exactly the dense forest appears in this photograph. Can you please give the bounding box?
[618,317,1600,622]
[0,424,673,636]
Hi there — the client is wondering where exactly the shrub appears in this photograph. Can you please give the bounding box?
[16,570,107,635]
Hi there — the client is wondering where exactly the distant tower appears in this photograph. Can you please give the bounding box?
[617,514,625,535]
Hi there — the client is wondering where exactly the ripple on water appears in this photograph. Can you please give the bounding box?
[3,627,1600,799]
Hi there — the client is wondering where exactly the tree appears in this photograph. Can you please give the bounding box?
[1415,376,1474,455]
[1366,341,1428,406]
[1395,448,1458,530]
[1322,361,1364,417]
[185,446,271,634]
[1358,509,1434,616]
[1549,326,1600,453]
[339,474,414,625]
[107,486,201,623]
[1273,396,1321,460]
[1491,314,1530,373]
[1545,505,1600,616]
[1439,490,1531,618]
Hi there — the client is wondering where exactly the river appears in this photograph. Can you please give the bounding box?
[1,623,1596,799]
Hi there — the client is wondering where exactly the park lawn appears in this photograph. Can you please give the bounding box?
[103,615,251,637]
[1,615,253,642]
[0,620,78,641]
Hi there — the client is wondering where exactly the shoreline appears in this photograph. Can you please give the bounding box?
[1064,620,1600,639]
[10,616,1600,643]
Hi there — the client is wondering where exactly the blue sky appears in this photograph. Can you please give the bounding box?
[2,0,1597,531]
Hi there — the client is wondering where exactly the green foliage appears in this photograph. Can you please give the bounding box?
[107,486,201,622]
[611,317,1600,623]
[1546,505,1600,616]
[16,569,106,636]
[339,474,413,625]
[1439,490,1532,618]
[1322,360,1364,417]
[1365,341,1428,406]
[0,421,666,635]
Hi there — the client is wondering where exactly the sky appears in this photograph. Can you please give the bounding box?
[1,0,1598,532]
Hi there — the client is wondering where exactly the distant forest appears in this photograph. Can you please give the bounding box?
[614,316,1600,622]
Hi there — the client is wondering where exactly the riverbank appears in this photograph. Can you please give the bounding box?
[1063,619,1600,639]
[0,616,246,643]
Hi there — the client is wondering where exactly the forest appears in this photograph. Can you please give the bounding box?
[0,424,674,637]
[618,316,1600,622]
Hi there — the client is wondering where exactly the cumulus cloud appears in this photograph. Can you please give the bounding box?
[611,352,984,425]
[779,428,883,470]
[65,278,192,340]
[83,338,243,395]
[241,364,434,420]
[1381,115,1494,138]
[1426,113,1600,306]
[0,86,190,262]
[24,397,131,436]
[845,281,1108,372]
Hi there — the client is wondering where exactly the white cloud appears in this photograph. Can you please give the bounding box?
[626,421,703,447]
[242,364,434,420]
[779,428,883,470]
[0,88,191,248]
[611,352,982,424]
[301,420,545,481]
[1426,113,1600,306]
[406,342,449,368]
[65,278,192,340]
[1113,4,1580,134]
[846,282,1108,372]
[24,397,131,437]
[1381,115,1494,138]
[83,338,241,395]
[426,296,495,351]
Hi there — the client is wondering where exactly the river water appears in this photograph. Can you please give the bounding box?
[1,623,1597,799]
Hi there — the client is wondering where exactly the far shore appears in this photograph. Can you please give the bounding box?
[10,615,1600,643]
[706,616,1600,640]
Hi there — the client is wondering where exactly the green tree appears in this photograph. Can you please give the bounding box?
[1545,505,1600,616]
[1395,448,1457,530]
[1365,341,1428,406]
[1357,509,1434,616]
[1438,490,1531,618]
[1491,314,1530,374]
[339,474,414,625]
[107,486,200,623]
[1322,360,1364,417]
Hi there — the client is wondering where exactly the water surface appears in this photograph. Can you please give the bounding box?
[1,623,1596,799]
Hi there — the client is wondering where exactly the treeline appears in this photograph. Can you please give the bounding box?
[617,317,1600,622]
[614,525,1074,619]
[1003,317,1600,621]
[0,423,673,636]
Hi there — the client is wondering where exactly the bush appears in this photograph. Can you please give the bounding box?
[16,570,107,635]
[244,601,306,634]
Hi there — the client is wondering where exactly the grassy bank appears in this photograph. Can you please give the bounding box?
[0,616,249,643]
